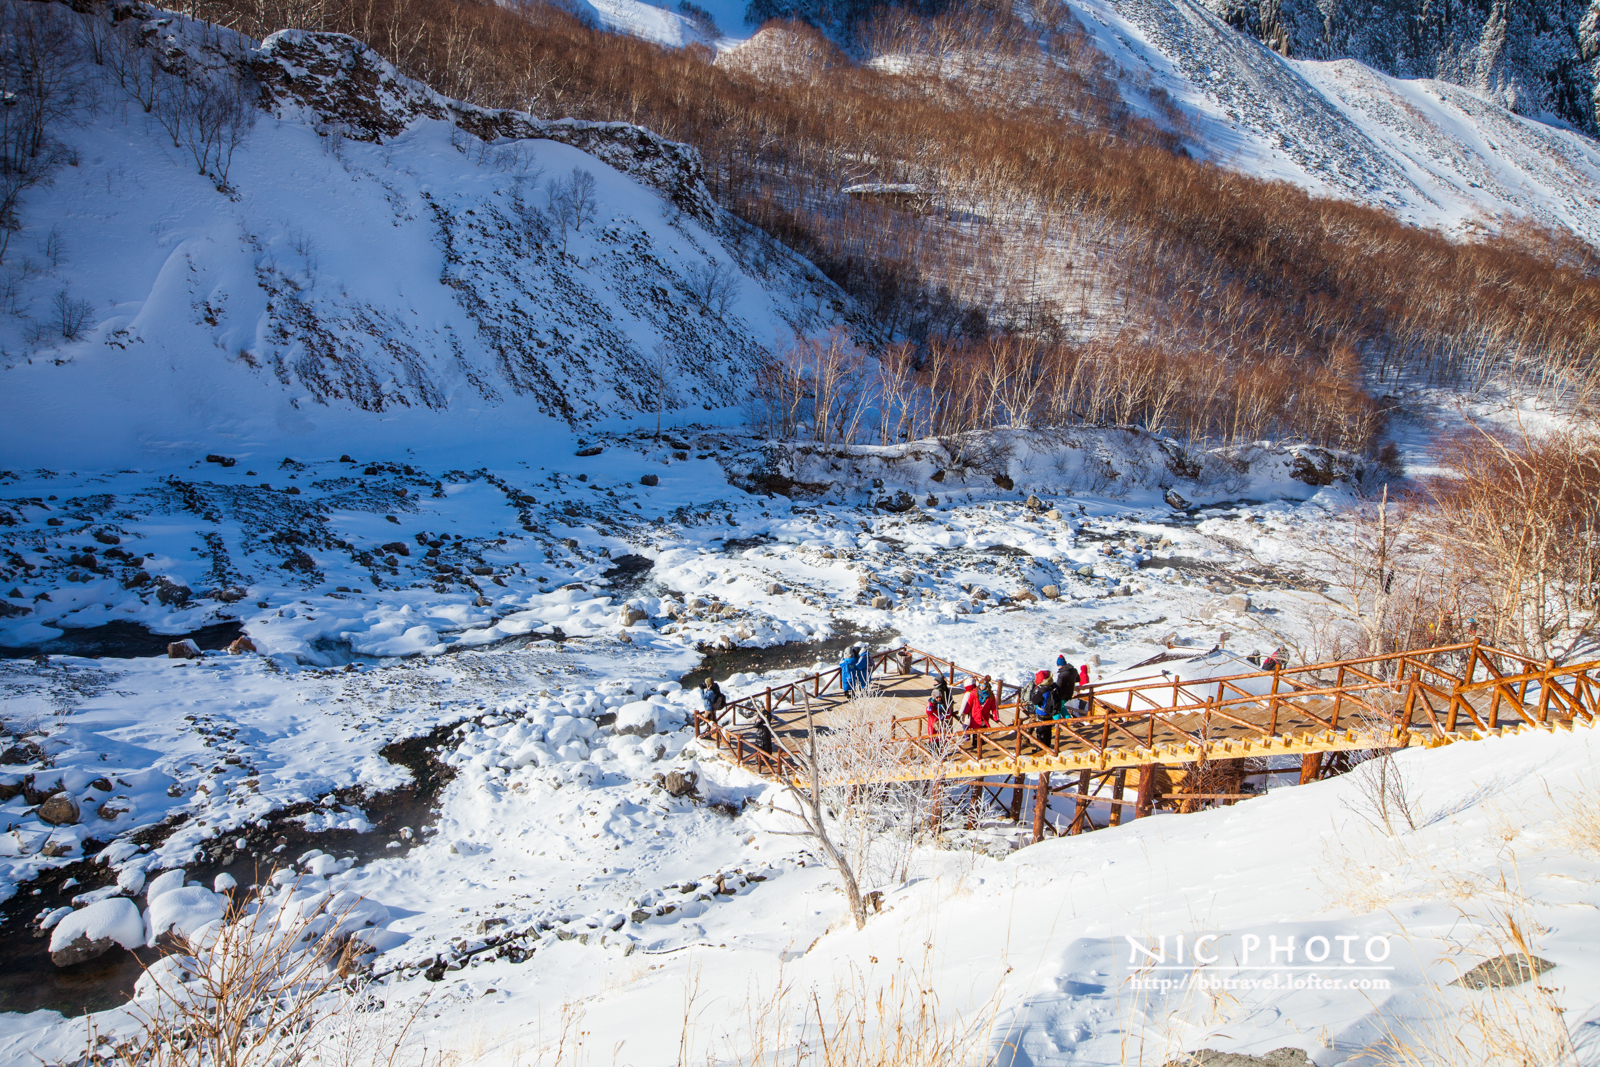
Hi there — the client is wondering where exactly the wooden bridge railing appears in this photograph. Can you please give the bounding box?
[691,639,1598,784]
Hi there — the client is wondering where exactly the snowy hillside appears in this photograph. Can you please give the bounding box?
[691,0,1600,243]
[1199,0,1600,136]
[1068,0,1600,240]
[0,7,865,469]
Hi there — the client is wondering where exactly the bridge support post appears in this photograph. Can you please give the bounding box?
[1109,768,1127,826]
[1008,774,1026,821]
[1134,765,1156,818]
[1031,771,1051,843]
[1299,753,1322,784]
[1069,770,1091,834]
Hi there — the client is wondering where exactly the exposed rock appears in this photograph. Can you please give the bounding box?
[0,775,19,800]
[620,606,647,626]
[1227,593,1252,612]
[382,541,410,556]
[214,586,249,603]
[575,446,604,457]
[50,932,115,968]
[875,490,915,512]
[870,595,890,608]
[167,639,202,660]
[1040,585,1061,600]
[474,595,493,607]
[1451,953,1556,989]
[992,473,1014,490]
[1045,509,1062,520]
[1165,488,1191,510]
[766,582,785,594]
[204,454,237,467]
[38,792,81,826]
[23,775,62,805]
[1287,446,1356,487]
[658,770,699,798]
[226,636,257,654]
[640,474,659,486]
[1025,494,1045,511]
[2,744,47,768]
[153,578,192,606]
[1163,1049,1311,1067]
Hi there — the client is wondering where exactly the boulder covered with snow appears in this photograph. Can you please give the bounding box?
[614,700,659,737]
[146,886,225,946]
[145,868,186,903]
[49,898,145,967]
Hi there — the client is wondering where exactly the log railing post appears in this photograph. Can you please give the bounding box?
[1538,659,1556,723]
[1268,664,1282,736]
[1108,768,1127,826]
[1331,665,1345,730]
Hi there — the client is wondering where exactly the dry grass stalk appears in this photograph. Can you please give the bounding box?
[81,876,415,1067]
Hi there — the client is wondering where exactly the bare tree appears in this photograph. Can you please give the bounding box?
[0,1,89,262]
[1343,750,1422,836]
[544,166,597,256]
[683,258,740,317]
[770,692,964,928]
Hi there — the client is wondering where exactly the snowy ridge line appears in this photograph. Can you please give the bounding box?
[697,640,1600,785]
[249,28,720,223]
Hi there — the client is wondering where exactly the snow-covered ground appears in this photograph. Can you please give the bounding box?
[5,480,1599,1064]
[12,421,1591,1065]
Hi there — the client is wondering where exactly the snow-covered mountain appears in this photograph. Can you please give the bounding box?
[1200,0,1600,135]
[704,0,1600,243]
[1073,0,1600,240]
[0,4,865,468]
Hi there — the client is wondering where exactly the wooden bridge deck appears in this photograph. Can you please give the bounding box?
[694,640,1599,788]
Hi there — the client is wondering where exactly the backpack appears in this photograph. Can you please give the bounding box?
[1021,679,1039,707]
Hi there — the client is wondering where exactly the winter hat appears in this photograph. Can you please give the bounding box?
[1057,655,1067,666]
[964,682,976,691]
[1035,670,1049,684]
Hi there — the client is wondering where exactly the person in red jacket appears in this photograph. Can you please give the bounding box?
[925,694,943,737]
[960,683,981,730]
[970,677,998,729]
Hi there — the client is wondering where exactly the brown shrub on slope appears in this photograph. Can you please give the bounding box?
[195,0,1600,451]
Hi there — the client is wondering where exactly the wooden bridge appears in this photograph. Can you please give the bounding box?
[692,640,1599,832]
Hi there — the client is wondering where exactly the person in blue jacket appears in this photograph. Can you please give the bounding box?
[854,645,873,692]
[840,648,857,694]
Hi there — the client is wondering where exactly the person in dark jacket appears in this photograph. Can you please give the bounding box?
[1054,655,1076,699]
[700,679,726,719]
[1057,658,1078,705]
[753,708,773,754]
[1033,669,1057,746]
[934,672,952,714]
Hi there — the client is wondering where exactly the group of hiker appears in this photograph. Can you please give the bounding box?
[697,643,1099,756]
[917,655,1093,739]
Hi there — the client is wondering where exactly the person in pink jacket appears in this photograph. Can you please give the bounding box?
[960,683,981,730]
